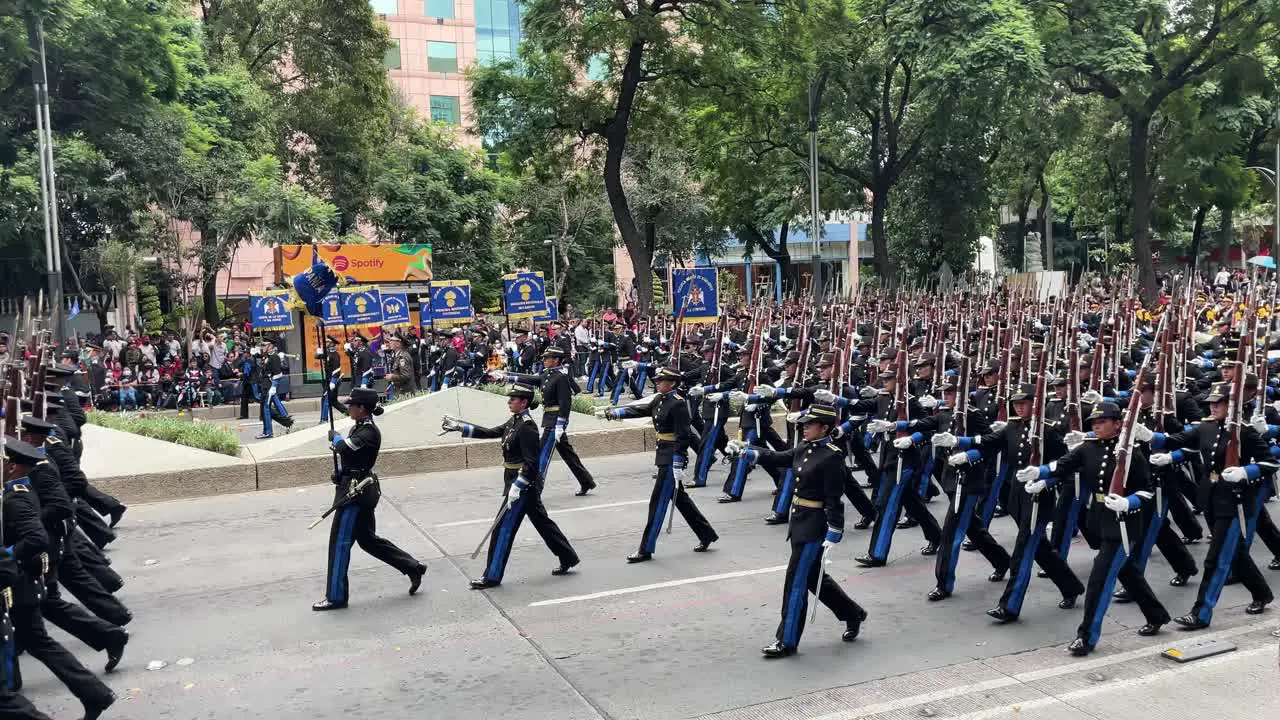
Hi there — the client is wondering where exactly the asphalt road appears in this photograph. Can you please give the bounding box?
[20,453,1280,719]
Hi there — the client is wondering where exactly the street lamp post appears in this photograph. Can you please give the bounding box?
[808,70,829,305]
[26,11,65,342]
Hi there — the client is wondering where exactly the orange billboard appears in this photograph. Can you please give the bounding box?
[276,243,433,284]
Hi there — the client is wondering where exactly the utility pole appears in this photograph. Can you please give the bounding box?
[27,11,65,342]
[808,69,829,306]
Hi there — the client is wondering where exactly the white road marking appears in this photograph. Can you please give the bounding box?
[803,620,1276,720]
[436,499,649,527]
[529,565,789,607]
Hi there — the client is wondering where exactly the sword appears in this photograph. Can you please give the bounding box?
[471,498,510,560]
[307,476,374,530]
[810,544,828,624]
[667,466,682,534]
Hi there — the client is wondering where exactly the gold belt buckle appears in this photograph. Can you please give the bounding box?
[1210,471,1220,484]
[40,553,49,575]
[2,587,11,610]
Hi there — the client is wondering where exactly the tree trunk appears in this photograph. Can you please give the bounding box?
[1015,201,1029,272]
[1217,204,1234,271]
[602,38,650,313]
[1037,173,1051,270]
[1188,205,1208,275]
[869,184,893,284]
[201,225,221,326]
[1127,113,1158,301]
[776,220,791,294]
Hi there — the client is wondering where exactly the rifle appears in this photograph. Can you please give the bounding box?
[307,476,375,530]
[1026,339,1049,530]
[1110,311,1168,551]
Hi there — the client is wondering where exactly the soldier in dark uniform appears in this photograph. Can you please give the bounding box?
[3,437,115,719]
[970,359,1008,531]
[443,383,580,587]
[925,374,1009,601]
[602,367,718,562]
[722,371,789,503]
[0,550,54,720]
[1147,381,1275,629]
[350,334,375,389]
[493,346,597,495]
[685,341,737,487]
[256,338,294,439]
[319,336,347,422]
[41,373,128,530]
[936,383,1084,622]
[725,404,867,658]
[1017,401,1171,656]
[313,389,427,611]
[1044,375,1097,561]
[18,418,128,673]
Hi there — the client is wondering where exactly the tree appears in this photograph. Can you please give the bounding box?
[1041,0,1279,298]
[371,114,503,304]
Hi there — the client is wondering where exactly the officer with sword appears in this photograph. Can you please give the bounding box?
[725,404,867,658]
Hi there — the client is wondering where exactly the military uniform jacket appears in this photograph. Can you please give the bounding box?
[28,460,73,539]
[465,412,542,485]
[1157,421,1273,519]
[971,385,1001,424]
[1043,397,1072,462]
[44,433,89,499]
[324,349,342,377]
[753,439,848,539]
[938,404,991,494]
[970,417,1055,521]
[2,480,48,608]
[1050,435,1151,541]
[867,394,936,469]
[699,365,740,419]
[506,368,576,429]
[334,418,382,507]
[615,391,694,466]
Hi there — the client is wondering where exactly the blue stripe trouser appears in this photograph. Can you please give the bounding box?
[937,493,981,593]
[776,538,864,649]
[694,409,723,487]
[1131,488,1169,573]
[726,429,759,498]
[586,359,601,393]
[536,429,559,477]
[1078,538,1170,648]
[1192,487,1274,624]
[326,505,360,604]
[772,468,798,515]
[979,458,1007,528]
[484,494,529,582]
[1052,475,1084,559]
[997,505,1086,618]
[867,463,915,562]
[611,367,629,405]
[639,466,717,554]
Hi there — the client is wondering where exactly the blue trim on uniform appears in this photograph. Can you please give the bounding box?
[909,432,923,444]
[1005,523,1043,615]
[917,452,935,498]
[642,466,675,553]
[871,466,912,560]
[537,428,558,476]
[966,449,981,463]
[1198,519,1242,623]
[957,437,974,450]
[1132,486,1168,572]
[328,505,359,602]
[1057,482,1082,559]
[774,468,797,514]
[586,359,602,393]
[894,421,909,431]
[2,636,13,692]
[728,429,759,497]
[782,540,822,648]
[1150,433,1167,450]
[980,461,1009,528]
[611,366,629,405]
[1171,449,1186,463]
[1086,544,1129,646]
[485,493,528,581]
[1245,464,1262,481]
[942,494,979,593]
[694,417,721,487]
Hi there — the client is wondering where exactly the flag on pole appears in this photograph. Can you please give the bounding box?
[68,297,80,320]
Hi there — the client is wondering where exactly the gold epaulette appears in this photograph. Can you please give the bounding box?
[826,442,843,453]
[11,484,28,493]
[47,437,62,445]
[673,393,684,400]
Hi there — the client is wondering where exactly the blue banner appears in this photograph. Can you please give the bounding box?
[503,271,547,320]
[381,292,411,328]
[321,291,344,327]
[671,268,719,324]
[341,285,383,329]
[536,296,559,323]
[250,289,295,331]
[431,280,473,328]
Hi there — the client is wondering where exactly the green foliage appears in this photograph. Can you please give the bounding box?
[87,410,241,456]
[138,283,164,334]
[477,384,598,415]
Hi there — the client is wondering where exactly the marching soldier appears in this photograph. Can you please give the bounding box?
[442,383,580,587]
[726,404,868,658]
[319,336,348,423]
[1017,401,1171,656]
[601,367,718,562]
[935,383,1084,622]
[3,437,116,720]
[1146,381,1275,629]
[313,389,427,611]
[492,346,598,495]
[0,550,53,720]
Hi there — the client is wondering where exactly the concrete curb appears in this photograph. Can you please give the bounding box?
[93,414,782,503]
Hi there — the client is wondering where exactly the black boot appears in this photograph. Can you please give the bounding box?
[842,608,868,641]
[764,512,787,525]
[627,551,653,564]
[105,631,128,674]
[1067,638,1093,656]
[761,641,796,658]
[469,577,500,589]
[408,564,427,595]
[312,599,347,611]
[1173,614,1209,630]
[927,588,951,602]
[1112,588,1131,604]
[552,560,579,576]
[986,606,1017,622]
[920,542,939,556]
[853,516,874,530]
[1059,595,1078,610]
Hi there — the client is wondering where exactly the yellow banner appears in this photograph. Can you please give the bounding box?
[277,243,432,283]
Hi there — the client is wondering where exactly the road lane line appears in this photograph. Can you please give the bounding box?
[436,499,649,527]
[529,564,789,607]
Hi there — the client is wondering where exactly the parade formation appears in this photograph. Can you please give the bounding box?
[7,268,1280,717]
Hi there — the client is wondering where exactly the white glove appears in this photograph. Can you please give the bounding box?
[1080,333,1095,344]
[918,394,938,410]
[860,386,878,399]
[1272,400,1280,414]
[505,341,517,354]
[1015,466,1041,484]
[488,369,506,382]
[622,360,637,371]
[595,408,612,420]
[1077,339,1091,352]
[1025,479,1047,495]
[728,390,748,403]
[814,389,837,404]
[1150,452,1173,467]
[725,439,744,457]
[932,432,958,448]
[342,342,352,353]
[990,421,1006,433]
[893,436,914,449]
[1189,357,1206,369]
[867,419,895,433]
[688,385,706,398]
[1081,390,1103,404]
[1250,414,1269,435]
[673,465,687,485]
[823,538,839,550]
[705,392,724,402]
[441,415,463,432]
[786,411,803,424]
[947,451,971,466]
[554,425,565,443]
[1131,423,1154,443]
[744,403,761,412]
[1065,431,1086,450]
[1221,466,1248,483]
[268,384,278,398]
[755,384,776,399]
[832,424,847,439]
[1103,493,1129,512]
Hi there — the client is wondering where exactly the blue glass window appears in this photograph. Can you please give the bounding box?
[425,0,454,18]
[430,96,461,125]
[427,41,458,73]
